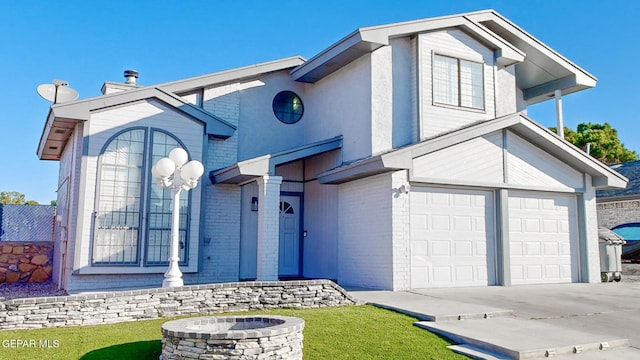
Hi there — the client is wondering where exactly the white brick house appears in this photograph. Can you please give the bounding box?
[39,10,626,292]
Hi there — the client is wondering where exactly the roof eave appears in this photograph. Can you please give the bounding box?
[160,56,307,93]
[292,12,526,84]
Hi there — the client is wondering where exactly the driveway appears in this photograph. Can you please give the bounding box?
[349,278,640,359]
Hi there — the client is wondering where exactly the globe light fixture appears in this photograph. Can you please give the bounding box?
[151,147,204,288]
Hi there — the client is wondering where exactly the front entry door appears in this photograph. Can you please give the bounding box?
[279,195,301,277]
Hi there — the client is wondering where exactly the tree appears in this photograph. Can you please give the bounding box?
[50,200,57,206]
[0,191,39,205]
[550,122,638,165]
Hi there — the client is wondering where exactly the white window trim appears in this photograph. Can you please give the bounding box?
[432,52,486,112]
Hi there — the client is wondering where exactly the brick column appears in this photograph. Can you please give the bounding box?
[256,176,283,281]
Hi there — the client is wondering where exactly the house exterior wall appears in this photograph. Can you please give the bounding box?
[496,65,518,117]
[53,123,83,290]
[419,29,496,139]
[413,131,504,183]
[597,199,640,229]
[304,54,373,162]
[236,72,306,161]
[302,150,341,280]
[391,37,417,148]
[338,173,392,289]
[412,130,584,191]
[196,83,242,284]
[66,100,205,291]
[580,174,602,283]
[371,46,393,154]
[391,170,411,290]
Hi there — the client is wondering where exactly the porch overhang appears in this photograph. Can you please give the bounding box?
[210,135,343,184]
[318,113,627,189]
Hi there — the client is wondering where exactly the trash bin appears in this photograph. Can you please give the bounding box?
[598,227,626,282]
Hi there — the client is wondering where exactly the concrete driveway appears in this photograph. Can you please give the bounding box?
[349,279,640,359]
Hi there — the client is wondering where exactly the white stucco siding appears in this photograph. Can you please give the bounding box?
[371,46,393,154]
[237,72,306,161]
[581,174,601,283]
[496,65,517,117]
[419,29,496,138]
[413,131,504,183]
[391,170,411,290]
[506,131,583,190]
[74,99,204,278]
[338,173,393,289]
[392,37,416,148]
[304,54,373,162]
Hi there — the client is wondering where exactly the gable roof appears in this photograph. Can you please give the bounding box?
[291,9,595,105]
[37,87,236,160]
[318,113,627,189]
[597,160,640,200]
[37,57,305,161]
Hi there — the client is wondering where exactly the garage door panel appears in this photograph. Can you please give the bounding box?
[509,191,578,285]
[410,187,496,288]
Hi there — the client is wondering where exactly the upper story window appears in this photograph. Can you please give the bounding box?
[433,54,484,110]
[273,91,304,124]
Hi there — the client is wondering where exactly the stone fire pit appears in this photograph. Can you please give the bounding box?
[160,315,304,360]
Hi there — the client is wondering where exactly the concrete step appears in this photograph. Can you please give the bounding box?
[415,318,630,359]
[348,289,514,321]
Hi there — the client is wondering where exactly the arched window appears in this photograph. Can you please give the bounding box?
[93,128,190,266]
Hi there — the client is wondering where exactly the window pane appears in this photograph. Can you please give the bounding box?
[460,60,484,109]
[93,129,145,265]
[433,55,458,106]
[146,131,189,265]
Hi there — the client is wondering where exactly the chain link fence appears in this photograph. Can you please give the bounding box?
[0,205,55,242]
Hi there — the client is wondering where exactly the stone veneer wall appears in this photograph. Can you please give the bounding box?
[0,242,53,284]
[0,280,359,330]
[597,199,640,229]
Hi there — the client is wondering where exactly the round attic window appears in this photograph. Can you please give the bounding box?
[272,91,304,124]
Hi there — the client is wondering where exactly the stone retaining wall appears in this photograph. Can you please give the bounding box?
[0,280,358,330]
[0,242,53,284]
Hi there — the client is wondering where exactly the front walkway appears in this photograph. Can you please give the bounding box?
[349,281,640,359]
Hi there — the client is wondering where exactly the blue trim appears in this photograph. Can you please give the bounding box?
[143,128,192,268]
[91,127,148,267]
[280,191,304,278]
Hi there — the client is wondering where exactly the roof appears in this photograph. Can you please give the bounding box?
[37,57,305,161]
[596,160,640,200]
[317,113,627,189]
[210,135,343,184]
[291,9,595,105]
[37,87,236,160]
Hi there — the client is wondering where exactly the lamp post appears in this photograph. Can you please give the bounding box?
[151,148,204,288]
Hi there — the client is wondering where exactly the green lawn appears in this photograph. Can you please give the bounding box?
[0,305,467,360]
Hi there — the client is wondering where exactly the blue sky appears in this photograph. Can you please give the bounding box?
[1,0,638,204]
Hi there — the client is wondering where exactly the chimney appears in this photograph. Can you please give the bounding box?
[101,70,140,94]
[124,70,139,85]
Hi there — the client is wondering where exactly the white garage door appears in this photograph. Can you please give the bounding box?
[509,191,578,285]
[410,187,496,288]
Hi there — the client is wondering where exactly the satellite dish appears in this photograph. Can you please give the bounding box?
[37,80,79,104]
